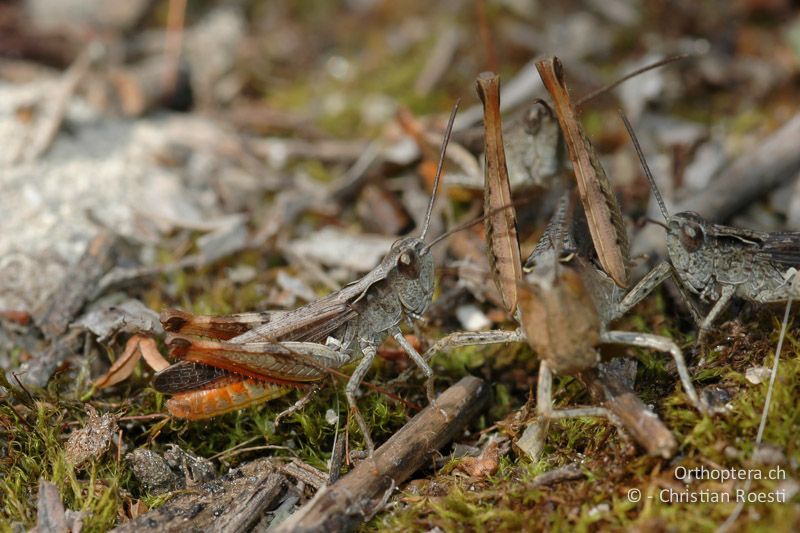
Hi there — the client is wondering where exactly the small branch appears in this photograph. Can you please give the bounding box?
[577,368,677,458]
[275,376,489,532]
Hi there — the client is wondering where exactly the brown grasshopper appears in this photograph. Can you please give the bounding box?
[424,62,708,457]
[153,104,460,456]
[619,113,800,341]
[516,198,707,457]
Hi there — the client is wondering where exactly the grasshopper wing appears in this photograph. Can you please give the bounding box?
[161,309,282,339]
[153,360,234,393]
[165,335,344,383]
[757,232,800,267]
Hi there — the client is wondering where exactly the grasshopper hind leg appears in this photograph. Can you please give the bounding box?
[521,361,623,459]
[536,361,622,422]
[422,329,527,360]
[601,330,709,413]
[274,385,321,427]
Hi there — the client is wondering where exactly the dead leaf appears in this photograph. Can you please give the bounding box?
[94,335,168,389]
[36,479,68,533]
[65,406,118,466]
[536,57,630,287]
[475,72,522,315]
[457,439,501,478]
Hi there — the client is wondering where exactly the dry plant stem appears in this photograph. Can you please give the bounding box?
[328,433,346,484]
[163,0,187,97]
[22,46,94,161]
[577,368,677,458]
[111,458,286,533]
[33,231,119,340]
[111,57,180,116]
[475,0,497,72]
[536,57,630,287]
[414,26,461,96]
[476,72,523,314]
[274,376,489,533]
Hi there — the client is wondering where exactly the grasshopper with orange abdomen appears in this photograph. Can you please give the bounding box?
[152,104,461,456]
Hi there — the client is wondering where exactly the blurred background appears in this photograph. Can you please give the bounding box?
[2,0,800,530]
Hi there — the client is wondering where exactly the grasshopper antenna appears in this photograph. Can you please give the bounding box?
[423,196,533,253]
[619,110,671,223]
[420,99,460,241]
[577,54,692,108]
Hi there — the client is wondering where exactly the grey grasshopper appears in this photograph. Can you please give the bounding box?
[153,104,460,456]
[619,114,800,341]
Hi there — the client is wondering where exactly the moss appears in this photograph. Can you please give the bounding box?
[372,311,800,532]
[0,401,125,531]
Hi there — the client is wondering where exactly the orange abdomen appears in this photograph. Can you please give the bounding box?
[166,379,293,419]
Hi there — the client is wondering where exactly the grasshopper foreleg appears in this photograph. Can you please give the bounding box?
[697,284,735,342]
[391,327,436,405]
[614,261,672,320]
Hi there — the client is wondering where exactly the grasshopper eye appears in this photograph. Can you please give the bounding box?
[398,250,420,277]
[679,221,704,252]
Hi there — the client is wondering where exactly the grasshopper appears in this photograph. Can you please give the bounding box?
[424,63,708,457]
[152,104,460,455]
[619,114,800,341]
[516,198,707,457]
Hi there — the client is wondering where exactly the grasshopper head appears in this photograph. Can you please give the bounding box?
[388,237,435,318]
[665,212,712,292]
